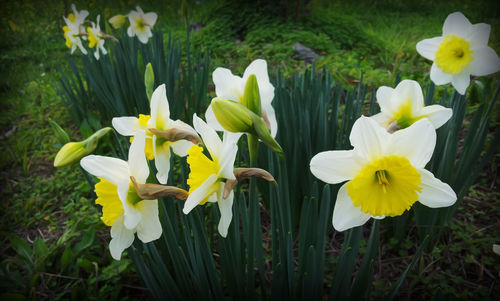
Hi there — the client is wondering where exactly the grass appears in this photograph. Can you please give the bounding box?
[0,0,499,299]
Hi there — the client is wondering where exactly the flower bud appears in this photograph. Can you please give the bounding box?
[250,113,283,156]
[144,63,155,102]
[108,14,127,29]
[54,142,87,167]
[211,97,253,133]
[242,74,261,116]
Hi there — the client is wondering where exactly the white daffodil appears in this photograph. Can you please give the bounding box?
[371,80,452,131]
[80,131,162,260]
[62,4,89,55]
[310,116,457,232]
[206,59,278,138]
[183,114,239,237]
[127,6,157,44]
[112,84,197,184]
[87,15,107,60]
[416,12,500,95]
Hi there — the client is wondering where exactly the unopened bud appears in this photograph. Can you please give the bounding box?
[144,63,154,102]
[54,142,87,167]
[109,14,127,29]
[242,74,261,116]
[211,97,253,133]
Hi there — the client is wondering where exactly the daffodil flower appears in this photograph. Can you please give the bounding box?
[87,15,107,60]
[183,114,238,237]
[112,84,197,184]
[206,59,278,138]
[416,12,500,95]
[80,131,162,260]
[62,4,88,54]
[371,80,452,131]
[127,6,157,44]
[310,116,456,232]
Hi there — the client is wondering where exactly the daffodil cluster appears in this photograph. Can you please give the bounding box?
[108,6,157,44]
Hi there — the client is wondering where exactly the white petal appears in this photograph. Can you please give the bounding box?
[153,136,171,184]
[217,184,234,237]
[127,26,134,37]
[376,86,394,113]
[370,112,391,127]
[135,199,162,243]
[470,47,500,76]
[468,23,491,47]
[442,12,471,36]
[128,130,149,183]
[218,137,237,180]
[80,155,129,185]
[109,216,135,260]
[170,140,194,157]
[242,59,275,105]
[451,72,470,95]
[183,174,218,214]
[310,150,362,184]
[193,114,222,160]
[430,63,453,85]
[420,105,452,129]
[332,183,371,232]
[149,84,170,130]
[389,119,436,168]
[118,179,142,230]
[349,116,388,161]
[391,80,424,114]
[417,169,457,208]
[416,37,443,61]
[212,68,243,101]
[169,119,197,134]
[144,12,158,27]
[263,104,278,138]
[205,104,226,132]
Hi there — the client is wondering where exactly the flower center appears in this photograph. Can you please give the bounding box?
[186,145,218,204]
[346,155,422,217]
[435,34,474,74]
[68,13,76,23]
[95,178,124,226]
[135,18,147,31]
[126,181,142,206]
[391,98,424,129]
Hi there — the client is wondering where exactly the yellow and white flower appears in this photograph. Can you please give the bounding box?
[416,12,500,95]
[62,4,88,54]
[371,80,452,131]
[310,116,456,232]
[87,15,107,60]
[127,6,157,44]
[183,114,239,237]
[80,131,162,260]
[206,59,277,138]
[112,84,196,184]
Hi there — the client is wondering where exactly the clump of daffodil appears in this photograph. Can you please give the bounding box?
[62,4,89,54]
[310,117,456,232]
[127,6,157,44]
[80,131,162,260]
[109,14,127,29]
[371,80,452,132]
[112,84,199,184]
[54,127,112,167]
[86,15,107,60]
[206,59,277,138]
[416,12,500,95]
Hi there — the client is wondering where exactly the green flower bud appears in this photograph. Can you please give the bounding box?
[48,119,70,144]
[250,113,283,156]
[242,74,261,116]
[109,14,127,29]
[211,98,253,133]
[144,63,155,102]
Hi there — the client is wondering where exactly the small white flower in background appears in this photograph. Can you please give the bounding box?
[416,12,500,95]
[87,15,107,60]
[183,114,239,237]
[371,80,452,131]
[62,4,89,54]
[80,131,162,260]
[206,59,278,138]
[127,6,157,44]
[310,116,457,232]
[112,84,197,184]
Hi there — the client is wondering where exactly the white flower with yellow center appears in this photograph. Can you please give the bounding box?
[112,84,196,184]
[80,131,162,260]
[310,116,457,232]
[62,4,88,54]
[183,114,238,237]
[206,59,277,138]
[127,6,157,44]
[416,12,500,95]
[87,15,107,60]
[371,80,452,131]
